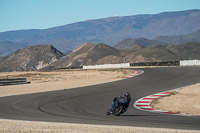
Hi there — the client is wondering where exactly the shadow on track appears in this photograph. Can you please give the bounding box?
[119,114,157,117]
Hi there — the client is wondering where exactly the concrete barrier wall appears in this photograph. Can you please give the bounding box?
[83,63,130,69]
[83,60,200,69]
[180,60,200,66]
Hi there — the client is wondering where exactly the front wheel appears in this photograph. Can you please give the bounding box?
[106,111,111,115]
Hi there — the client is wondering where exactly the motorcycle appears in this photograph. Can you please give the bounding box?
[107,96,131,116]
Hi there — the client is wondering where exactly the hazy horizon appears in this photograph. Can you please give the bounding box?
[1,0,200,32]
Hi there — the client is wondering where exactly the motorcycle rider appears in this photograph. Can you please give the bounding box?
[107,92,131,115]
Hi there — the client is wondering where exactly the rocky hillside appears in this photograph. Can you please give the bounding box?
[45,42,200,70]
[154,29,200,44]
[44,42,120,69]
[114,29,200,50]
[114,38,164,50]
[0,45,64,72]
[0,9,200,54]
[122,43,200,62]
[165,43,200,60]
[1,42,200,72]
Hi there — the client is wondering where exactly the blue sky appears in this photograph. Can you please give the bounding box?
[1,0,200,32]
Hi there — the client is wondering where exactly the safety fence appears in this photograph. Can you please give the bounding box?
[130,61,180,66]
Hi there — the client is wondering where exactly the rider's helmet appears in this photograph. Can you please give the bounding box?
[124,92,130,98]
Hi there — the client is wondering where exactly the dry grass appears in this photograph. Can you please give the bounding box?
[151,91,178,108]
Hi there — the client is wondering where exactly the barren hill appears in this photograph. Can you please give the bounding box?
[45,42,200,69]
[44,42,120,69]
[0,44,64,72]
[124,44,175,62]
[1,42,200,72]
[123,43,200,63]
[114,38,164,50]
[165,43,200,60]
[154,29,200,44]
[114,29,200,50]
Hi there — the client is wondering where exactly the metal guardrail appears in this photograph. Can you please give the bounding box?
[0,78,30,86]
[130,61,180,66]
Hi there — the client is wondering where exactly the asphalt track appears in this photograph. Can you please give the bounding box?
[0,67,200,130]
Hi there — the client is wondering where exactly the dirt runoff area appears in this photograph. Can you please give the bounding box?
[152,83,200,116]
[0,69,199,133]
[0,69,133,97]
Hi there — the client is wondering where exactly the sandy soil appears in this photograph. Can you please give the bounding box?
[153,83,200,116]
[0,69,199,133]
[0,69,132,97]
[0,119,199,133]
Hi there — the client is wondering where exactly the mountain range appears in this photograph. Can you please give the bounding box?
[114,38,165,50]
[0,9,200,56]
[154,29,200,44]
[1,41,200,72]
[45,42,200,70]
[114,29,200,50]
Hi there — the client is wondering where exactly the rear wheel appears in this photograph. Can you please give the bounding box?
[114,106,123,116]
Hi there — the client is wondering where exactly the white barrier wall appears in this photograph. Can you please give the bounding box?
[83,63,130,69]
[180,60,200,66]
